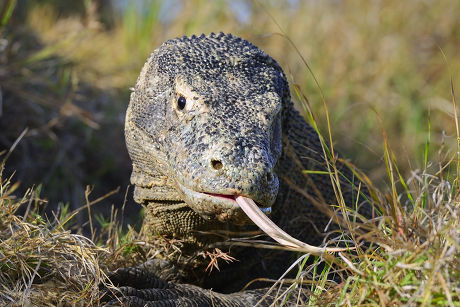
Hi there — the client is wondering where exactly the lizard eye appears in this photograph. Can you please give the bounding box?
[177,95,186,110]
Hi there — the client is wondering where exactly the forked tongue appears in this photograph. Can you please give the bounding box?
[235,196,350,255]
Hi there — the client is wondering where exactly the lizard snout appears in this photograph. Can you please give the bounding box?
[173,144,279,223]
[197,144,279,210]
[209,157,276,185]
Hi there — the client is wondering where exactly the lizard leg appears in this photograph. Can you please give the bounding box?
[101,274,252,307]
[101,265,309,307]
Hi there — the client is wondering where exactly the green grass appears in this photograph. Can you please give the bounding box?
[275,45,459,305]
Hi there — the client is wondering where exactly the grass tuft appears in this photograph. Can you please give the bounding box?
[0,171,105,305]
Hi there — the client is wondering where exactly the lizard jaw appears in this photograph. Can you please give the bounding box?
[176,181,272,223]
[205,193,272,215]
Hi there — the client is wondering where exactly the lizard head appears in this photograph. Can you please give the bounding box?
[126,33,290,225]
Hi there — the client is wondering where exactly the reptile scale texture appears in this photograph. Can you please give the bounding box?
[103,32,370,306]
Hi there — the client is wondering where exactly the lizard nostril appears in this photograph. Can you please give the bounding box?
[211,159,223,170]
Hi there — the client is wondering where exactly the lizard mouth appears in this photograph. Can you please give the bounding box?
[176,181,271,223]
[204,193,272,214]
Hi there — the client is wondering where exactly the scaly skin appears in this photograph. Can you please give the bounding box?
[104,33,370,306]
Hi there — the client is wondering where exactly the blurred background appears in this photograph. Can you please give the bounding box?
[0,0,458,229]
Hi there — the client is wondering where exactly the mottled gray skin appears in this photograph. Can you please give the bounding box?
[107,33,368,306]
[126,33,286,227]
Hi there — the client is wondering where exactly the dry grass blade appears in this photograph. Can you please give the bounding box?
[0,201,107,305]
[0,166,127,306]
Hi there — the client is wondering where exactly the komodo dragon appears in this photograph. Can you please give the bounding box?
[102,32,371,306]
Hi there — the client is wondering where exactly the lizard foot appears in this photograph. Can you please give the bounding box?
[100,266,253,307]
[100,261,310,306]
